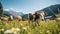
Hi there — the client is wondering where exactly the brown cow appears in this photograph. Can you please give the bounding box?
[16,16,22,22]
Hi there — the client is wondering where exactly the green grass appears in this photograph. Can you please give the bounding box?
[0,20,60,34]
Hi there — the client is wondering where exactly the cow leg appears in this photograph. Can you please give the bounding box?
[33,19,36,27]
[28,20,31,25]
[36,19,40,26]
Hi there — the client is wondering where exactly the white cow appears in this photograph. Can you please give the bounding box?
[40,11,48,21]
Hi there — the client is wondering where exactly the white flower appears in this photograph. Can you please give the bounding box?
[16,28,20,32]
[1,29,4,31]
[4,30,13,34]
[4,28,20,34]
[22,27,27,30]
[11,28,20,34]
[11,28,17,33]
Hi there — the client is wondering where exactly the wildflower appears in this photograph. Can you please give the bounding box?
[28,32,31,34]
[4,28,20,34]
[4,30,13,34]
[46,30,50,33]
[40,31,42,33]
[11,28,20,34]
[1,28,4,31]
[11,28,17,33]
[21,23,23,26]
[16,28,20,32]
[22,27,27,30]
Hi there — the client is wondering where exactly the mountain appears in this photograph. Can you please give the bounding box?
[2,11,11,16]
[2,9,24,17]
[22,4,60,20]
[37,4,60,16]
[22,14,28,20]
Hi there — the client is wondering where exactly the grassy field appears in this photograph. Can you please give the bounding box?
[0,14,60,34]
[0,20,60,34]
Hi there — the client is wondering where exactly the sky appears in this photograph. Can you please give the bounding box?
[0,0,60,14]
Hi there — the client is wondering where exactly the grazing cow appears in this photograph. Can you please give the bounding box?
[17,16,22,22]
[8,16,14,21]
[40,11,48,21]
[1,17,8,21]
[56,18,60,22]
[28,13,33,24]
[34,12,40,26]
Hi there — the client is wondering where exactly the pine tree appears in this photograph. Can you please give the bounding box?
[0,2,3,18]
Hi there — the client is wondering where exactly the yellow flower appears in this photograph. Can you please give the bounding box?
[11,28,17,33]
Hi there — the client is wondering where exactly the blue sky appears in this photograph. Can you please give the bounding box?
[0,0,60,14]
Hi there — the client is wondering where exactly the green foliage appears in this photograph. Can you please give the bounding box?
[0,2,3,17]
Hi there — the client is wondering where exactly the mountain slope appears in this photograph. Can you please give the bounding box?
[22,4,60,20]
[38,4,60,16]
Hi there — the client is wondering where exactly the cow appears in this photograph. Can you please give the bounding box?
[56,18,60,22]
[28,13,33,24]
[1,17,8,21]
[40,11,48,21]
[33,12,40,26]
[8,16,14,21]
[16,16,22,22]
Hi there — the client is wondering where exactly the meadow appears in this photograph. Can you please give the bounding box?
[0,14,60,34]
[0,20,60,34]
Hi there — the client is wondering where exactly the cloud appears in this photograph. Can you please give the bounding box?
[4,8,18,12]
[4,8,24,12]
[4,9,9,11]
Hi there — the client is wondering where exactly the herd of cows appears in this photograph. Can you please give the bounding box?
[0,11,60,23]
[0,16,22,21]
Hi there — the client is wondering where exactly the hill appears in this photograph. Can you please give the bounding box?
[22,4,60,20]
[38,4,60,16]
